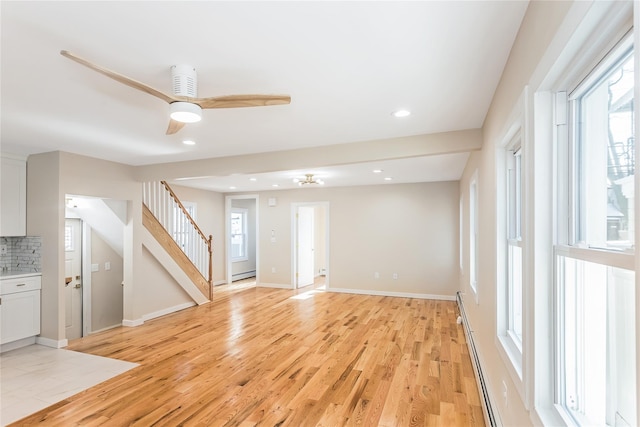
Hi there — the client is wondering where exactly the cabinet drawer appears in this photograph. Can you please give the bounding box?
[1,275,41,295]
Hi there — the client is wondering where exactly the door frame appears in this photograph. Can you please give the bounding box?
[225,194,259,285]
[291,201,330,289]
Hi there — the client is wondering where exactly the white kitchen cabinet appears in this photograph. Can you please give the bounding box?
[0,154,27,236]
[0,274,41,344]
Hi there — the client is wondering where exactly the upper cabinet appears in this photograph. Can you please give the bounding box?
[1,154,27,236]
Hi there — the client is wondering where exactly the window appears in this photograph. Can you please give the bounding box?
[506,144,523,344]
[65,224,74,251]
[571,39,635,251]
[497,109,526,395]
[556,34,636,426]
[469,172,478,299]
[231,208,248,262]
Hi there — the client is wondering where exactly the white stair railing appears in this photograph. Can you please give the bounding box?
[143,181,212,287]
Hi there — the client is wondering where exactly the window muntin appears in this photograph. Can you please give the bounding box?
[231,208,248,262]
[571,43,634,251]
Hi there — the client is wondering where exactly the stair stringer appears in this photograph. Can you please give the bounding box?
[141,227,209,305]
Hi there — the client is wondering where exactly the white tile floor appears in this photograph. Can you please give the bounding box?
[0,344,138,426]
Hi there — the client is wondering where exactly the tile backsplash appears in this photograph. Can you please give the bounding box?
[0,236,42,274]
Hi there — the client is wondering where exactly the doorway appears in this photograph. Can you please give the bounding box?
[225,195,259,285]
[65,195,126,338]
[292,202,329,289]
[64,218,83,340]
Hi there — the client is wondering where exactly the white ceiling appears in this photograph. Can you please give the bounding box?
[0,1,528,192]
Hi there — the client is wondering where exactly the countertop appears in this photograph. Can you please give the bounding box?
[0,272,42,280]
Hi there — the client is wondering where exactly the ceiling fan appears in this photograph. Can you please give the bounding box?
[60,50,291,135]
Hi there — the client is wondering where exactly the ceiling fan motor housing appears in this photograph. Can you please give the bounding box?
[171,64,197,97]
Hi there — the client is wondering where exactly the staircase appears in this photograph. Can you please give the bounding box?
[142,181,213,302]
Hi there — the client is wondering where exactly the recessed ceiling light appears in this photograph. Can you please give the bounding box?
[182,140,196,145]
[384,177,393,181]
[272,184,279,188]
[392,110,411,118]
[229,186,236,190]
[249,178,257,182]
[373,169,383,174]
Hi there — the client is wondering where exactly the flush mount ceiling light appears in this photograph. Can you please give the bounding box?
[170,102,202,123]
[182,139,196,145]
[392,109,411,118]
[373,169,383,174]
[293,174,325,186]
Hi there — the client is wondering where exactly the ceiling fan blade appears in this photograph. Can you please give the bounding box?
[166,119,186,135]
[194,94,291,109]
[60,50,177,104]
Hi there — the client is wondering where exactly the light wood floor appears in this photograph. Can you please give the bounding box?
[12,282,485,426]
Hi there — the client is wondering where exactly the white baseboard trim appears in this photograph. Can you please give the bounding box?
[143,302,195,322]
[122,302,196,327]
[257,282,294,289]
[122,318,144,327]
[327,287,456,301]
[1,336,37,353]
[36,336,68,349]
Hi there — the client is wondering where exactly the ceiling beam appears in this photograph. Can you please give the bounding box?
[135,128,482,182]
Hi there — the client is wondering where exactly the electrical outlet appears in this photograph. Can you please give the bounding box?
[271,267,276,273]
[0,245,7,256]
[374,272,379,279]
[392,273,398,280]
[105,261,111,271]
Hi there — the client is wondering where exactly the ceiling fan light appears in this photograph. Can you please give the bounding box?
[170,102,202,123]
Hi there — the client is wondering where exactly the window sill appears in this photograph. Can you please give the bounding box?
[496,334,525,403]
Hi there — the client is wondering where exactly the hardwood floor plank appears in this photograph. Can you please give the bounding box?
[10,285,485,427]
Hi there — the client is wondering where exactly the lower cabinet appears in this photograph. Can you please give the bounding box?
[0,275,41,345]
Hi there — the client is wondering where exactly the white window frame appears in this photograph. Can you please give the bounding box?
[469,170,479,303]
[553,29,636,427]
[496,88,529,405]
[231,207,249,263]
[523,3,637,425]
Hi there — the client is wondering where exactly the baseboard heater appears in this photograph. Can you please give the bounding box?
[456,291,499,427]
[232,271,256,281]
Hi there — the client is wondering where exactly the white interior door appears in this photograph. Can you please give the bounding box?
[297,206,315,288]
[65,218,82,340]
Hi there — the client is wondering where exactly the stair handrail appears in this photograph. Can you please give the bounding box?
[143,181,213,292]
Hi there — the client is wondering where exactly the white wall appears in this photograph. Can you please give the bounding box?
[90,230,123,331]
[251,181,460,298]
[27,152,214,342]
[456,1,623,425]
